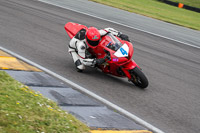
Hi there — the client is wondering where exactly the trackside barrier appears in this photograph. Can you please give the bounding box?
[159,0,200,13]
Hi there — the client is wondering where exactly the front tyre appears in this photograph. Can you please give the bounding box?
[130,67,148,89]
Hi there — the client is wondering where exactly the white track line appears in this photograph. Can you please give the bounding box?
[38,0,200,49]
[0,46,165,133]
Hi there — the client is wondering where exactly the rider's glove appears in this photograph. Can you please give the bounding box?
[95,54,111,65]
[117,32,130,42]
[95,58,106,65]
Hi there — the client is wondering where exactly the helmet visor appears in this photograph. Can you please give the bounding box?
[86,36,100,47]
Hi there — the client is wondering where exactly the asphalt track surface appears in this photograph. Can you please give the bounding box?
[39,0,200,48]
[0,0,200,133]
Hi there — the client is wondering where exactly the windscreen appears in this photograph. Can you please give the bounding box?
[106,33,123,51]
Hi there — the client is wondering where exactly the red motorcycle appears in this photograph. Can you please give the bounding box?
[65,22,148,88]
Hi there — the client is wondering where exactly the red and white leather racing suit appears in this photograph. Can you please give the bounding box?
[68,28,127,71]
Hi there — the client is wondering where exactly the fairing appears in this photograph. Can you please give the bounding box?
[64,22,88,39]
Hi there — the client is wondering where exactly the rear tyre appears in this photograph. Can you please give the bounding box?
[130,67,148,89]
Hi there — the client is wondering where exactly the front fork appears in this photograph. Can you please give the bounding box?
[121,60,140,79]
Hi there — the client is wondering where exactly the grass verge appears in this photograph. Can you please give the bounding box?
[90,0,200,30]
[0,71,90,133]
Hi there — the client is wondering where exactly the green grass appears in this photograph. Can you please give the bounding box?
[90,0,200,30]
[0,71,90,133]
[170,0,200,8]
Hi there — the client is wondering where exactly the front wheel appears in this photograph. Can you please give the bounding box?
[129,67,148,89]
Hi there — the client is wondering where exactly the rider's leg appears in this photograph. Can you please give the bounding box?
[70,51,85,71]
[68,37,86,71]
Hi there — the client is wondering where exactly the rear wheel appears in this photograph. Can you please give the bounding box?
[130,67,148,89]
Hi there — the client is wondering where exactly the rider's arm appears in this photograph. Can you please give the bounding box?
[99,28,130,42]
[70,37,107,68]
[99,28,118,36]
[83,54,110,67]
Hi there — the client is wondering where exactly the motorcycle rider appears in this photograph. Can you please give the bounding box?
[68,27,130,72]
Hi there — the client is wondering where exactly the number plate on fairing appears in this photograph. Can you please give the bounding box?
[114,44,129,57]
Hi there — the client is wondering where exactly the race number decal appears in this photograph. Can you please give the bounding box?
[114,44,129,57]
[120,48,128,56]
